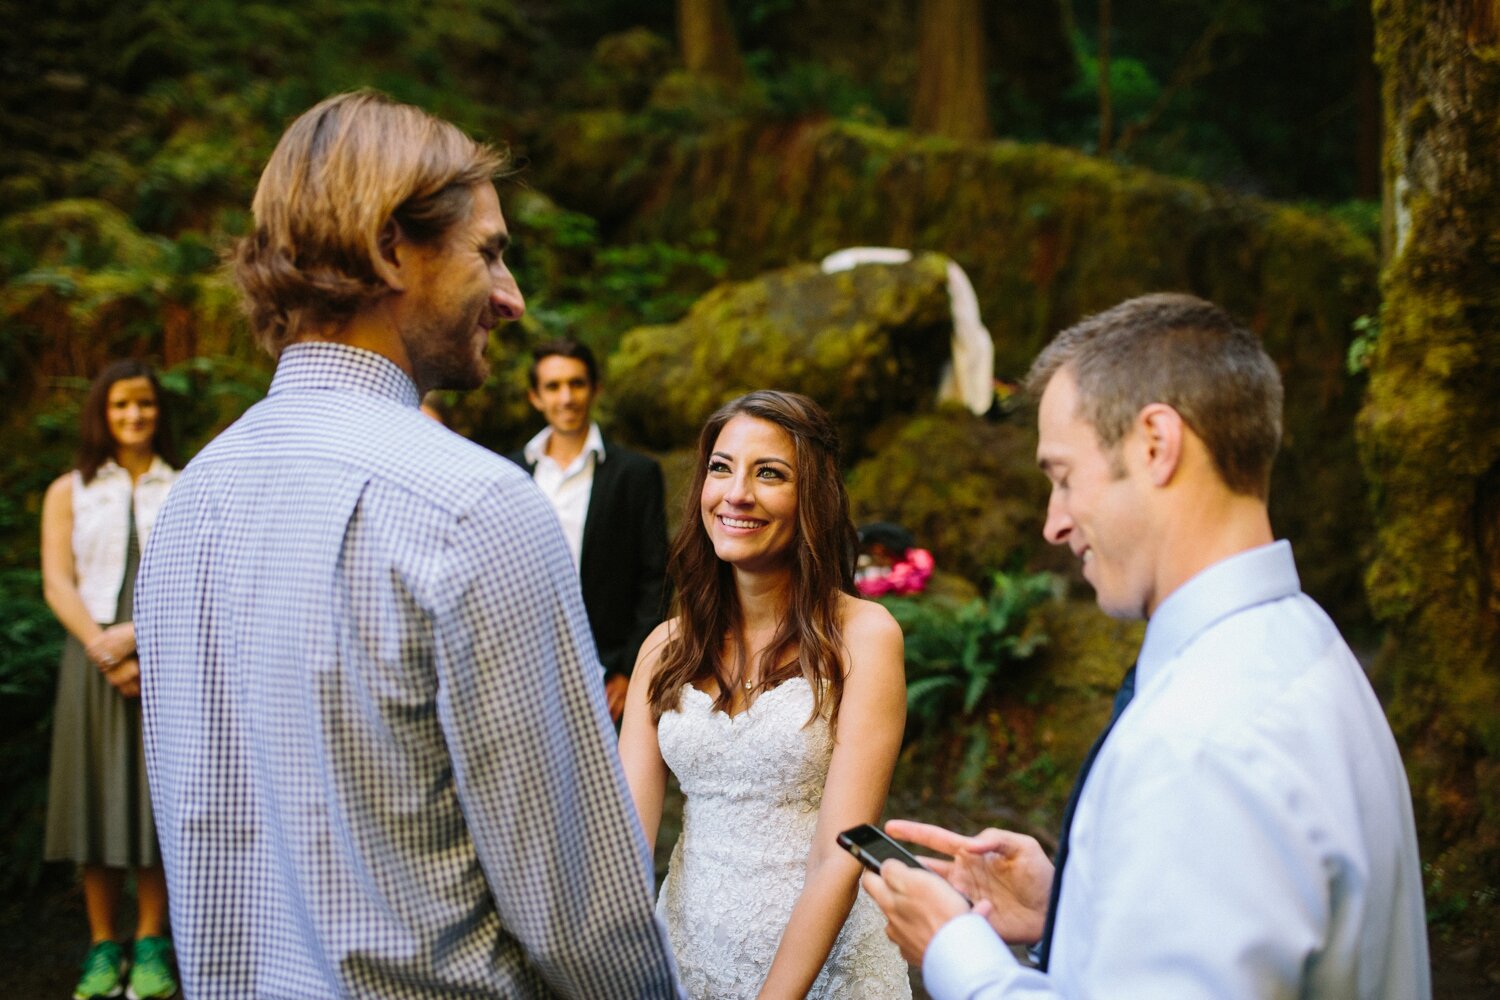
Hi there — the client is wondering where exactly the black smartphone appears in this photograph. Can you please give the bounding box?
[837,823,926,875]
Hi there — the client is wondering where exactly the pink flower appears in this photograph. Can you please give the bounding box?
[856,548,934,597]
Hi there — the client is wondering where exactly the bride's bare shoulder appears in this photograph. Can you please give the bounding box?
[838,592,901,640]
[634,617,683,681]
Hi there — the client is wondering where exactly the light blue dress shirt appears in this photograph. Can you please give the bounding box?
[923,541,1430,999]
[136,343,681,999]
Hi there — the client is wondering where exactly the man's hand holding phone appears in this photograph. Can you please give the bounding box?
[882,819,1054,945]
[847,819,1057,964]
[844,823,974,965]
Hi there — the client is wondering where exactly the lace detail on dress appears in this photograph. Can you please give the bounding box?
[657,677,911,999]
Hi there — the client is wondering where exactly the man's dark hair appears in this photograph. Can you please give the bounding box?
[1025,293,1283,499]
[528,338,599,389]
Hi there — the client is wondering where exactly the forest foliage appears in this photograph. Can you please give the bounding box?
[5,0,1468,930]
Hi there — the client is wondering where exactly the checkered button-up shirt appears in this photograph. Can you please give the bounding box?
[137,342,680,999]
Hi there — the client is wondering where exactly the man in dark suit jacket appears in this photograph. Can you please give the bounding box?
[505,339,668,720]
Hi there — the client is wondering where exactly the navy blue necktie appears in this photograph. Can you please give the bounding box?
[1036,664,1136,971]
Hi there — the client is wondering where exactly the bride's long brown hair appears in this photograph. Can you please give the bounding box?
[648,390,859,734]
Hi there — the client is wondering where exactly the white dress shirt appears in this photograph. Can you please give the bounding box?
[923,541,1430,999]
[137,344,680,999]
[523,422,605,568]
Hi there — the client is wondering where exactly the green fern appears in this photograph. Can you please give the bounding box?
[884,569,1060,728]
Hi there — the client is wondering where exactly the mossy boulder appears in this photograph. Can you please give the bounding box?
[533,117,1377,631]
[651,445,702,543]
[0,198,163,275]
[607,254,955,452]
[846,407,1058,585]
[891,596,1143,838]
[1000,598,1145,833]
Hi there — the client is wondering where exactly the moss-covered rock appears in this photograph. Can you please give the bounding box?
[607,254,955,452]
[649,445,713,547]
[533,117,1378,630]
[0,199,165,275]
[846,407,1059,584]
[891,596,1143,838]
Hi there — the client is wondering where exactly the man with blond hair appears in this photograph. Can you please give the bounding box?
[136,91,681,998]
[864,294,1428,998]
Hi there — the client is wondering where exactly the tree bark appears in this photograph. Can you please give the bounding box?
[677,0,745,88]
[1361,0,1500,948]
[913,0,992,141]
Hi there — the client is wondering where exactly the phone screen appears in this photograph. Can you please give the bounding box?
[837,824,924,874]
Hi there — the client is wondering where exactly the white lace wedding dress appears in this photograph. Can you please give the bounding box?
[656,677,911,999]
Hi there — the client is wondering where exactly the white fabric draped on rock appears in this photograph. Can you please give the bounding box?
[820,247,994,416]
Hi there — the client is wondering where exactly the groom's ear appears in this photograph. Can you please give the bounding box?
[375,217,408,291]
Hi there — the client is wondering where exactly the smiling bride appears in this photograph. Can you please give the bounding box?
[620,390,912,999]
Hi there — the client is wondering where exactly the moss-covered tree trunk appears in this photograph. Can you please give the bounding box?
[1362,0,1500,943]
[913,0,991,140]
[677,0,744,88]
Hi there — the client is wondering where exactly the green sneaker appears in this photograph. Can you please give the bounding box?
[73,940,125,999]
[126,937,177,999]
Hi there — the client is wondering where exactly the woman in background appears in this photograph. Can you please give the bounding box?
[620,389,911,998]
[41,359,180,1000]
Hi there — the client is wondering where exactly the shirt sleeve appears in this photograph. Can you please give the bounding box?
[431,484,681,998]
[924,915,1055,998]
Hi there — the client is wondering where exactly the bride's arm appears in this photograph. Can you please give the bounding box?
[620,620,674,850]
[757,599,907,1000]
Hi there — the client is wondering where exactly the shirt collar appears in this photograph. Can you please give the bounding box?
[523,421,607,467]
[1136,540,1300,688]
[268,342,421,409]
[95,455,175,485]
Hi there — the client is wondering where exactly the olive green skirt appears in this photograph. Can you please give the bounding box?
[43,519,158,868]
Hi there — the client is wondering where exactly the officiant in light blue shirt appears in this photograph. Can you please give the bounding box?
[862,294,1429,1000]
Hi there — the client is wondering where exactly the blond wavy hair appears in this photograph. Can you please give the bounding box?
[231,90,507,356]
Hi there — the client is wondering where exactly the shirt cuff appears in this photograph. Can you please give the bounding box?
[923,913,1021,1000]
